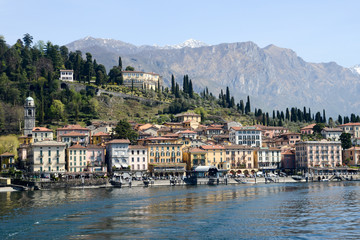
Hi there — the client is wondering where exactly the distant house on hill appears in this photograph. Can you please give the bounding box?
[122,71,162,90]
[59,70,74,81]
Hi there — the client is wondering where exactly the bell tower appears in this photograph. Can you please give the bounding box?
[24,96,35,136]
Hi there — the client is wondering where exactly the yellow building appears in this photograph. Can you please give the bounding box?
[201,145,228,170]
[175,112,201,129]
[144,137,186,177]
[18,135,33,145]
[184,147,207,170]
[91,131,111,145]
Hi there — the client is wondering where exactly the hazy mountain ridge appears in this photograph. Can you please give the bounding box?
[66,37,360,116]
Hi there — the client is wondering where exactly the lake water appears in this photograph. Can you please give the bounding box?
[0,182,359,239]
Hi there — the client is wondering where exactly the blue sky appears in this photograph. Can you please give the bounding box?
[1,0,359,67]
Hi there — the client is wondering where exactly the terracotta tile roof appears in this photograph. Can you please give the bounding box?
[300,123,316,130]
[138,123,154,131]
[86,144,105,149]
[339,122,360,127]
[61,132,86,137]
[92,131,110,136]
[107,139,130,144]
[57,124,90,131]
[189,147,207,153]
[179,130,196,134]
[69,144,86,149]
[32,140,66,147]
[224,145,254,150]
[201,145,225,150]
[32,127,52,132]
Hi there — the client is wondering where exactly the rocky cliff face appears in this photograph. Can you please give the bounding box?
[66,37,360,116]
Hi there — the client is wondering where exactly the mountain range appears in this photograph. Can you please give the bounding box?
[66,36,360,117]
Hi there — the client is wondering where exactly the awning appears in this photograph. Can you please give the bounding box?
[194,166,217,172]
[121,164,129,168]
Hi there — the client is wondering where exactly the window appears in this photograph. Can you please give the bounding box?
[40,158,43,164]
[48,158,51,164]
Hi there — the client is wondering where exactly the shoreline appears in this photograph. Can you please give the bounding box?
[1,176,359,192]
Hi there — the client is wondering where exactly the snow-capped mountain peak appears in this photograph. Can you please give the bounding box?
[159,39,209,49]
[349,64,360,75]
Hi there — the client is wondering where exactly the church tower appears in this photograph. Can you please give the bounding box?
[24,96,35,136]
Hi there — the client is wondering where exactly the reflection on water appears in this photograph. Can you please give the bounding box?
[1,182,360,239]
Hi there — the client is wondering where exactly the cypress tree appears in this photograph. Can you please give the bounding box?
[338,115,343,125]
[308,108,312,121]
[272,110,275,120]
[281,111,285,121]
[246,96,251,113]
[230,96,235,108]
[226,86,231,106]
[239,100,244,114]
[286,108,290,121]
[262,114,266,125]
[118,56,122,70]
[266,112,270,126]
[303,107,307,122]
[171,74,175,94]
[175,83,180,98]
[323,109,326,124]
[189,79,194,98]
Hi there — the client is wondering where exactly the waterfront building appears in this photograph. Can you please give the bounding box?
[122,71,162,90]
[24,96,35,136]
[32,127,53,142]
[256,147,282,172]
[91,131,111,145]
[281,149,296,172]
[342,146,360,166]
[59,70,74,81]
[129,145,148,171]
[29,140,66,173]
[321,127,343,141]
[338,122,360,138]
[200,145,228,170]
[300,123,316,135]
[106,139,130,172]
[86,144,106,172]
[229,126,262,147]
[56,124,91,144]
[67,144,87,172]
[146,137,185,177]
[224,145,256,173]
[295,141,342,170]
[0,152,15,170]
[184,147,207,170]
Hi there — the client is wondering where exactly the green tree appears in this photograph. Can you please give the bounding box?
[118,56,122,70]
[125,66,134,71]
[23,33,33,48]
[313,123,325,134]
[171,74,175,94]
[50,99,65,123]
[112,119,138,144]
[339,133,352,149]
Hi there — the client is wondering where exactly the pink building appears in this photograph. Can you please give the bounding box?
[295,141,342,170]
[86,144,106,172]
[300,124,316,135]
